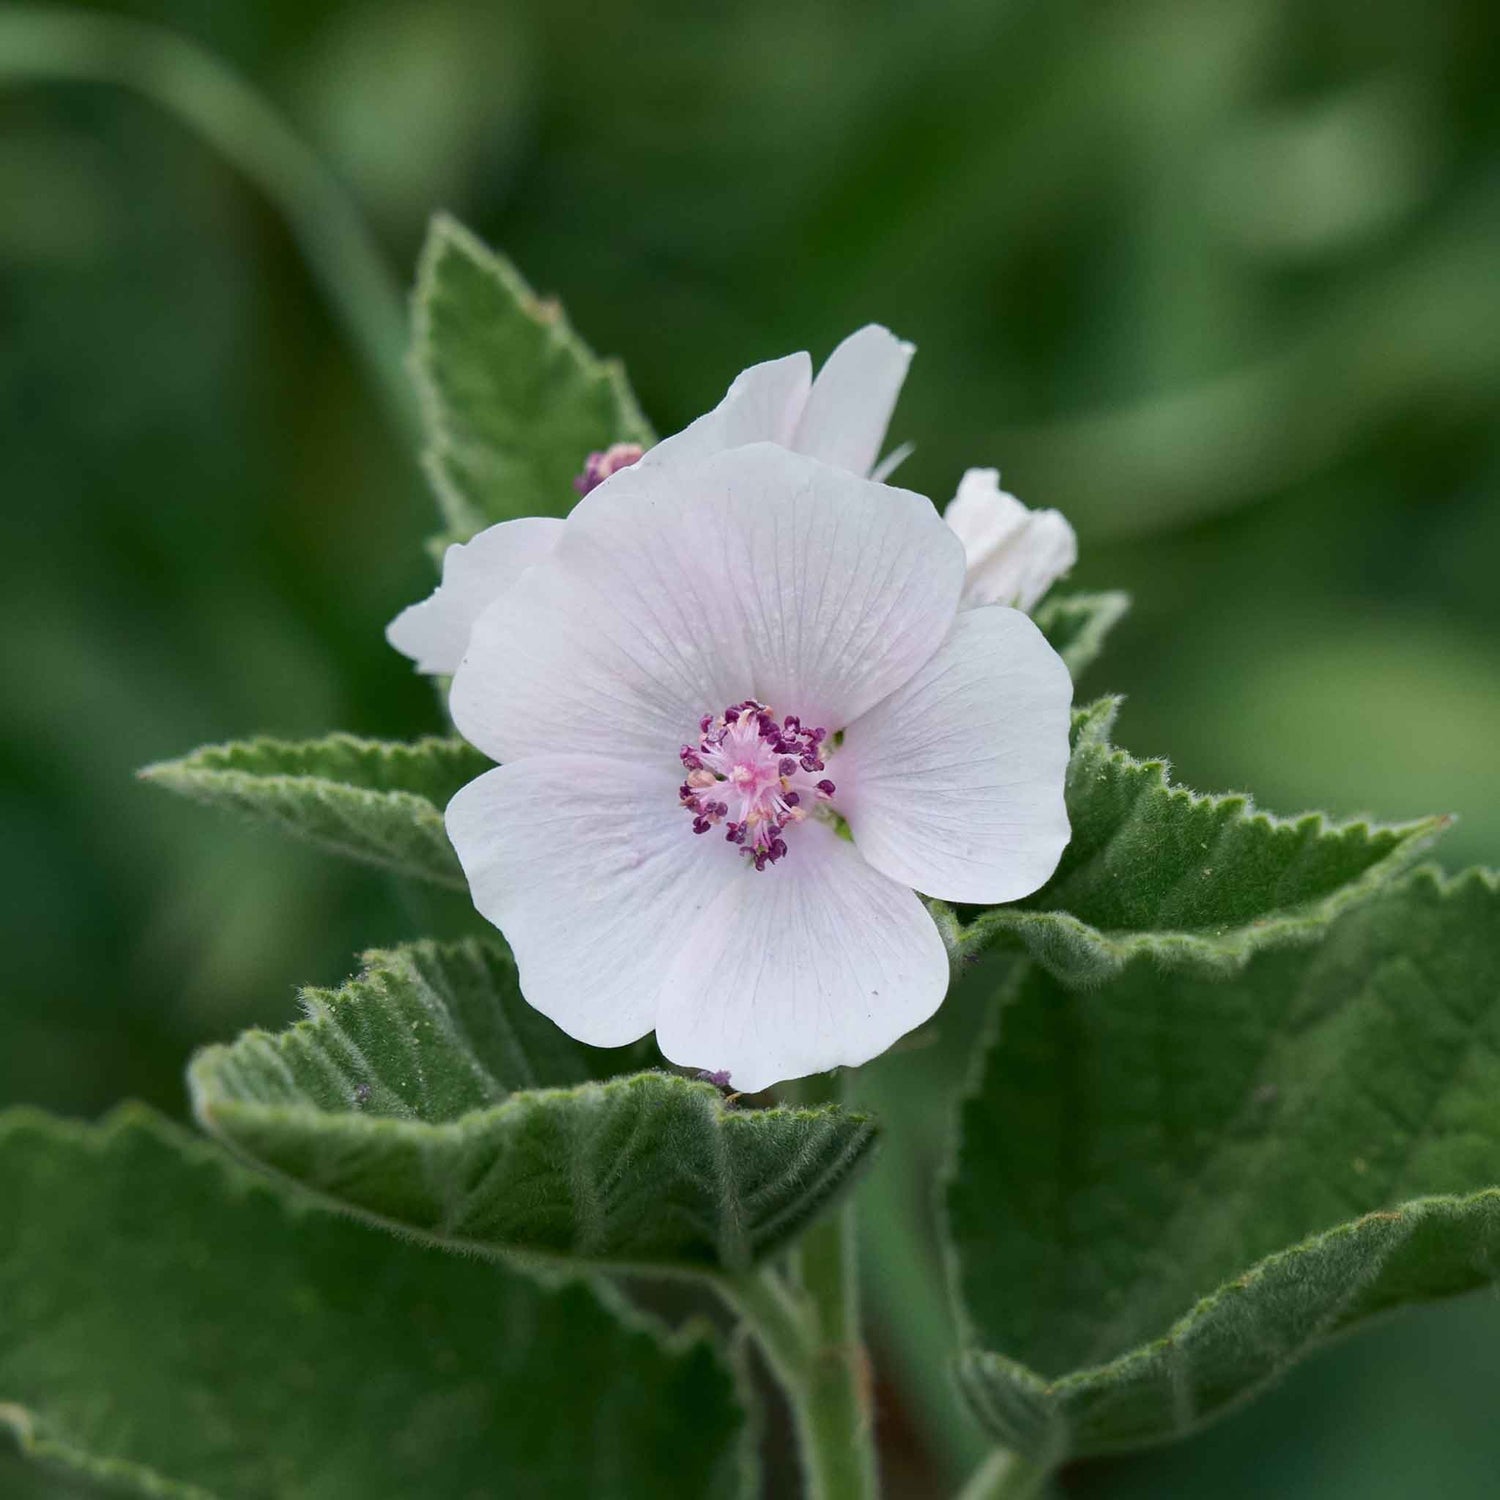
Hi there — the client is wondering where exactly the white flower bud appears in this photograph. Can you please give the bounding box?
[943,468,1077,612]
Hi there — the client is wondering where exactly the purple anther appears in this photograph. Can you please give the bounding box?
[681,697,839,871]
[574,442,645,497]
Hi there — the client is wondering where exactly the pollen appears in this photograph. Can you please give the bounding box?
[679,700,836,870]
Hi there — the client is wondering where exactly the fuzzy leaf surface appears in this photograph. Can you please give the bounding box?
[0,1107,748,1499]
[190,939,877,1273]
[141,734,489,889]
[950,868,1500,1464]
[1032,590,1130,677]
[945,699,1444,983]
[414,213,654,535]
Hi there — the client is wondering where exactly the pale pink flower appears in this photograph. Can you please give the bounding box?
[442,442,1072,1091]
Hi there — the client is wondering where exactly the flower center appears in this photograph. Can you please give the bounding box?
[680,700,837,870]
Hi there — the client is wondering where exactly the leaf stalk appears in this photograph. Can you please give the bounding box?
[721,1071,878,1499]
[723,1202,878,1500]
[954,1448,1052,1500]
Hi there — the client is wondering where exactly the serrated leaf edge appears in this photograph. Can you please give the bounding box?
[957,1179,1500,1461]
[188,1060,878,1279]
[0,1104,756,1493]
[410,212,654,538]
[946,697,1450,983]
[948,866,1500,1462]
[2,1402,215,1500]
[139,734,474,889]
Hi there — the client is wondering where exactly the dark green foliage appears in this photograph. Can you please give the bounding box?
[950,868,1500,1463]
[0,1107,749,1499]
[947,701,1444,982]
[191,939,878,1272]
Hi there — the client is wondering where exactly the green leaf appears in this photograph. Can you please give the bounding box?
[140,734,489,889]
[1032,590,1130,677]
[190,938,877,1274]
[949,867,1500,1465]
[944,699,1445,983]
[414,213,654,536]
[0,1106,750,1499]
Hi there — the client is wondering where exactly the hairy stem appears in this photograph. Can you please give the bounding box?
[796,1198,879,1499]
[721,1073,878,1498]
[724,1209,878,1500]
[955,1448,1051,1500]
[0,5,417,448]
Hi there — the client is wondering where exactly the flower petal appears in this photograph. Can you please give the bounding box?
[448,470,745,765]
[654,821,950,1091]
[641,352,812,472]
[451,443,966,764]
[944,468,1077,612]
[682,444,965,729]
[943,468,1029,559]
[998,508,1076,610]
[386,517,563,675]
[836,605,1073,904]
[445,756,737,1047]
[792,325,914,477]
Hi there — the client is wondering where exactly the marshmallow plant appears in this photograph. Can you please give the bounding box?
[12,215,1495,1500]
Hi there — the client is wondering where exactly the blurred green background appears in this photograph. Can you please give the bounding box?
[1,0,1497,1495]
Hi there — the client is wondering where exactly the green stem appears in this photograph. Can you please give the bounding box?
[724,1215,878,1500]
[954,1448,1051,1500]
[722,1072,878,1498]
[798,1199,879,1499]
[0,5,417,449]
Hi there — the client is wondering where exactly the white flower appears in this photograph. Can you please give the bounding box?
[639,322,914,480]
[385,518,563,675]
[443,442,1072,1092]
[386,325,916,677]
[943,468,1077,612]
